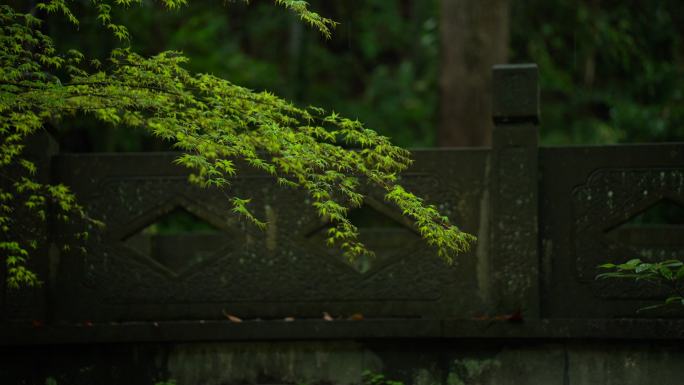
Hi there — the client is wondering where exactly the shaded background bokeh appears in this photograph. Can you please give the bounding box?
[18,0,684,151]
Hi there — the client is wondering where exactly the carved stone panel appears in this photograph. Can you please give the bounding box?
[50,151,488,322]
[572,168,684,299]
[540,144,684,318]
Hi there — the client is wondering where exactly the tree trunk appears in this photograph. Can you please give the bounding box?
[439,0,509,147]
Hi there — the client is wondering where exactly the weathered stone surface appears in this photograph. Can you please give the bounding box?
[489,65,540,319]
[6,318,684,346]
[165,341,382,385]
[573,169,684,291]
[3,339,684,385]
[539,144,684,318]
[566,343,684,385]
[43,150,488,322]
[3,64,684,385]
[492,64,539,123]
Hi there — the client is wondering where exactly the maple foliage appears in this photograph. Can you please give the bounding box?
[0,1,476,288]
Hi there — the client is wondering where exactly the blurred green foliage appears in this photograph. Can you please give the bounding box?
[510,0,684,144]
[32,0,684,149]
[41,0,439,150]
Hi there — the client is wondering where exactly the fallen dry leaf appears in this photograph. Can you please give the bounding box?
[222,310,242,323]
[284,317,295,322]
[323,312,334,321]
[348,313,364,321]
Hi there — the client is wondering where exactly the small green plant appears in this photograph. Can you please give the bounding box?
[597,258,684,311]
[362,370,404,385]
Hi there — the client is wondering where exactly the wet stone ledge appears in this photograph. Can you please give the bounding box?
[3,318,684,346]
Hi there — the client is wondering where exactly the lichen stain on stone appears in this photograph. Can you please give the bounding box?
[446,358,501,385]
[411,358,502,385]
[541,239,553,288]
[265,204,277,253]
[506,271,532,296]
[476,182,491,306]
[165,342,382,385]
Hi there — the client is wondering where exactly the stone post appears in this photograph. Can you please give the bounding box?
[489,64,540,318]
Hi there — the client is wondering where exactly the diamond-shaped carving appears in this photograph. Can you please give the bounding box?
[307,200,420,274]
[606,198,684,247]
[122,206,232,275]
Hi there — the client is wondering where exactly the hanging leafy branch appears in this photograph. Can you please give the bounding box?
[0,1,476,288]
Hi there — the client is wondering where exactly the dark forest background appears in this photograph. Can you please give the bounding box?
[20,0,684,151]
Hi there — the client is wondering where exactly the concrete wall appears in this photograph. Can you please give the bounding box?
[3,339,684,385]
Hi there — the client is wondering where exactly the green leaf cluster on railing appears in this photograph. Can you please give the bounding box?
[597,258,684,311]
